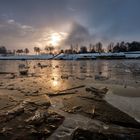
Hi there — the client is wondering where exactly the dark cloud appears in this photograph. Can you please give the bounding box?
[64,22,91,45]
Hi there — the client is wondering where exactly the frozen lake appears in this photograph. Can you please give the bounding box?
[0,59,140,82]
[0,59,140,121]
[0,59,140,140]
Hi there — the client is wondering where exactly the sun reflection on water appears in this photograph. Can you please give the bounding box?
[52,80,59,87]
[49,61,64,91]
[51,78,62,91]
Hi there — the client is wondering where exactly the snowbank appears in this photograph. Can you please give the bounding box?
[54,52,126,60]
[0,52,140,60]
[0,54,53,60]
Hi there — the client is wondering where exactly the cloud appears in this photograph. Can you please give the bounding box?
[0,17,69,50]
[0,18,39,49]
[0,18,34,37]
[63,22,110,47]
[67,7,76,12]
[64,22,91,46]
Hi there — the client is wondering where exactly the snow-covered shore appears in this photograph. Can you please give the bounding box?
[0,54,53,60]
[0,51,140,60]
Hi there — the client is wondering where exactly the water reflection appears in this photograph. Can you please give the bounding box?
[50,61,62,91]
[48,61,70,92]
[0,60,140,84]
[51,77,62,91]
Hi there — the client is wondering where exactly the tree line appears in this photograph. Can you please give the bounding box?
[62,41,140,54]
[33,41,140,54]
[33,46,54,55]
[0,41,140,55]
[0,46,30,55]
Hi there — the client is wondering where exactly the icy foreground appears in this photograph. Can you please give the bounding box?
[0,60,140,139]
[105,88,140,122]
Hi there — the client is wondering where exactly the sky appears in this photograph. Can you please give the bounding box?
[0,0,140,50]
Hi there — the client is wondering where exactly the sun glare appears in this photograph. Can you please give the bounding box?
[50,33,62,46]
[40,31,67,48]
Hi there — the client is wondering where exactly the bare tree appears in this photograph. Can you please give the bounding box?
[34,47,41,55]
[45,45,54,54]
[16,49,24,55]
[107,42,114,52]
[0,46,7,54]
[80,46,88,53]
[24,48,29,55]
[89,44,96,53]
[96,42,103,53]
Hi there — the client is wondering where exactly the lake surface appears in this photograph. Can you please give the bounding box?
[0,59,140,82]
[0,60,140,124]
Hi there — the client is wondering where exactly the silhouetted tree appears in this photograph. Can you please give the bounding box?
[16,49,24,55]
[13,50,16,55]
[79,46,88,53]
[64,49,73,54]
[70,44,74,53]
[113,43,120,52]
[60,49,64,53]
[107,43,114,52]
[128,41,140,51]
[0,46,7,54]
[89,44,92,52]
[34,47,41,55]
[45,45,54,54]
[89,44,96,53]
[113,42,127,52]
[96,42,103,53]
[75,44,79,53]
[69,44,78,54]
[24,48,29,55]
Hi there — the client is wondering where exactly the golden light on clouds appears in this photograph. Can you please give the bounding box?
[34,30,68,49]
[49,33,62,46]
[47,31,68,47]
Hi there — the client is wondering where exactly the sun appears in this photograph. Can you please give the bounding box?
[50,33,62,46]
[43,31,68,47]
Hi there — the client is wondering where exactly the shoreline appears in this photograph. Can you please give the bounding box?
[0,51,140,60]
[0,58,140,60]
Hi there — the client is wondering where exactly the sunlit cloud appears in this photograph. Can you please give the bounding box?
[37,30,68,48]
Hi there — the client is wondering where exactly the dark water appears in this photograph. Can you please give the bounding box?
[0,60,140,82]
